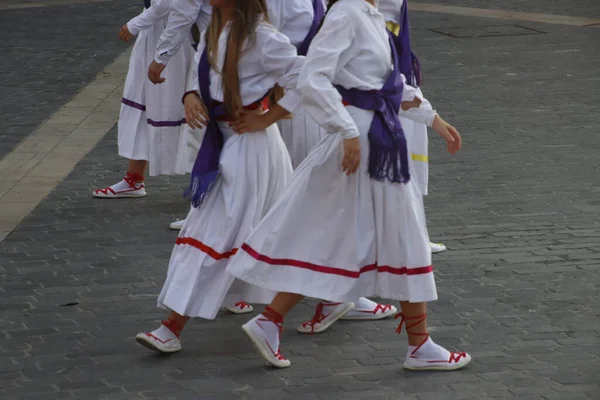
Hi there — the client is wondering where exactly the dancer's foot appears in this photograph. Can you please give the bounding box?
[296,302,355,334]
[169,218,186,230]
[341,297,397,320]
[93,172,146,198]
[135,320,181,353]
[395,312,471,371]
[224,301,254,314]
[242,313,290,368]
[430,241,447,253]
[403,337,471,371]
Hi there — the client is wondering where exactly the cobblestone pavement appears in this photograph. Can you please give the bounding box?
[414,0,600,19]
[0,0,139,159]
[1,2,600,400]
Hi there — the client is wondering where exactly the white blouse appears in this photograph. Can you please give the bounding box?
[186,22,303,113]
[378,0,403,24]
[266,0,315,48]
[154,0,212,65]
[127,0,171,36]
[298,0,436,140]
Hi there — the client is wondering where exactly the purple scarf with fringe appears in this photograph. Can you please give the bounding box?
[184,48,267,207]
[390,0,422,87]
[184,48,227,208]
[334,32,410,184]
[296,0,326,56]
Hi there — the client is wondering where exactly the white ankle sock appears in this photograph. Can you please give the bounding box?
[353,297,377,310]
[408,337,450,360]
[151,324,178,341]
[110,178,140,192]
[253,315,281,352]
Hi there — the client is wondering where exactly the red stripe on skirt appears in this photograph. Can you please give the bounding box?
[241,243,433,278]
[175,237,238,260]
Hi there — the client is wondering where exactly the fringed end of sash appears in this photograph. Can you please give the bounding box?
[183,170,219,208]
[367,136,411,184]
[411,52,422,87]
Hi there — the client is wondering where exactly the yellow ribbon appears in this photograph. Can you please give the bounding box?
[386,21,400,36]
[411,153,429,162]
[387,22,426,164]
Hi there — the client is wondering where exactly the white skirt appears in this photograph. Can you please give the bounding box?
[118,18,193,177]
[228,107,437,303]
[174,124,205,175]
[157,123,293,319]
[400,116,429,196]
[277,108,326,169]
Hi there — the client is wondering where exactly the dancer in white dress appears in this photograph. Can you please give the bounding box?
[93,0,194,198]
[380,0,447,253]
[264,0,400,331]
[228,0,471,371]
[135,0,305,353]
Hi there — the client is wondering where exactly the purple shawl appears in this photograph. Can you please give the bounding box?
[296,0,326,56]
[390,0,422,87]
[334,32,410,184]
[184,48,226,207]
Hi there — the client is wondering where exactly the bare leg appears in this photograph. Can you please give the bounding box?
[127,159,148,178]
[399,301,427,346]
[166,311,190,331]
[267,292,304,317]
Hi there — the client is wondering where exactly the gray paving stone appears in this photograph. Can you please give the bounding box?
[0,0,140,159]
[1,1,600,399]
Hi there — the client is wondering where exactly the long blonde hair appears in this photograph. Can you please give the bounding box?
[206,0,269,116]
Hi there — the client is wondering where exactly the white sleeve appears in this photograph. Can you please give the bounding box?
[258,28,305,114]
[185,35,205,95]
[297,11,359,139]
[398,75,438,127]
[126,0,170,36]
[155,0,210,65]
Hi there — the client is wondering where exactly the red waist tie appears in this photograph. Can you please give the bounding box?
[215,97,269,122]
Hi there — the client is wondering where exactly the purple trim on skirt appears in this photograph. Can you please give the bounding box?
[122,98,146,111]
[146,118,186,127]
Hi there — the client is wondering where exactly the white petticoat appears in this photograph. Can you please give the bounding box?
[118,18,192,176]
[401,86,430,196]
[277,108,326,169]
[174,124,205,175]
[157,123,293,319]
[228,107,437,303]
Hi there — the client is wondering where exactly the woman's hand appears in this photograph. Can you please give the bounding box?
[401,96,422,111]
[148,60,167,84]
[432,115,462,154]
[118,25,134,42]
[184,93,209,130]
[342,137,361,175]
[229,112,271,134]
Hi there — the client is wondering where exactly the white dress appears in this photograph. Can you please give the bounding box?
[228,0,438,303]
[118,0,193,177]
[379,0,430,195]
[153,0,212,175]
[268,0,328,169]
[157,22,304,320]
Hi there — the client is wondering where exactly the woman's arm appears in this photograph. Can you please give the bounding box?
[127,0,171,36]
[296,10,359,139]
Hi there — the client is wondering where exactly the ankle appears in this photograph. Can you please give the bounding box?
[262,306,284,325]
[162,319,185,338]
[126,171,145,183]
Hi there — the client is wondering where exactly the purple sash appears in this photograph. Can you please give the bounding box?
[185,48,267,207]
[335,33,410,184]
[389,0,422,87]
[296,0,326,56]
[184,48,227,207]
